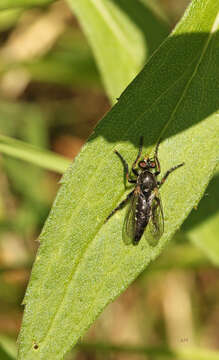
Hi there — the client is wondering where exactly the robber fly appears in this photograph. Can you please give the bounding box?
[106,137,184,246]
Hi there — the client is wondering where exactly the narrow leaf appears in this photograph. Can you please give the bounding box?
[18,1,219,359]
[0,9,23,31]
[67,0,146,103]
[0,0,54,10]
[0,346,15,360]
[0,134,70,173]
[114,0,169,55]
[183,169,219,265]
[0,336,17,360]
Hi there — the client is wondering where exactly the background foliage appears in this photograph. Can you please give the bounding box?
[0,0,218,359]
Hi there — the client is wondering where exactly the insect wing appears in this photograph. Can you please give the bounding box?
[147,193,164,246]
[122,192,138,245]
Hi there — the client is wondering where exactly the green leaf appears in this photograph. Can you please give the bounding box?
[183,168,219,265]
[0,336,16,360]
[67,0,146,103]
[18,1,219,359]
[148,243,211,272]
[0,0,54,10]
[114,0,169,55]
[0,103,52,234]
[0,345,15,360]
[0,134,70,173]
[0,9,22,31]
[67,0,169,103]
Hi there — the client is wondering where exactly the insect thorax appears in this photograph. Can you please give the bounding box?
[138,171,156,192]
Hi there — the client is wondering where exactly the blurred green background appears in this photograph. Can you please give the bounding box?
[0,0,219,359]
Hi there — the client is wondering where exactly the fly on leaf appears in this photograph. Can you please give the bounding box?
[106,137,184,246]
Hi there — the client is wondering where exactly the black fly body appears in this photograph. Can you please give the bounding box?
[106,137,184,246]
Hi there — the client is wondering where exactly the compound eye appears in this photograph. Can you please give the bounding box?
[150,161,156,168]
[139,161,147,168]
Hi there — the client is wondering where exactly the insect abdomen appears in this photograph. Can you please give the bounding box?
[133,193,150,245]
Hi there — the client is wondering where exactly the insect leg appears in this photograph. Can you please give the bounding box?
[115,150,136,184]
[154,138,161,176]
[105,190,134,222]
[132,136,143,176]
[158,163,184,187]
